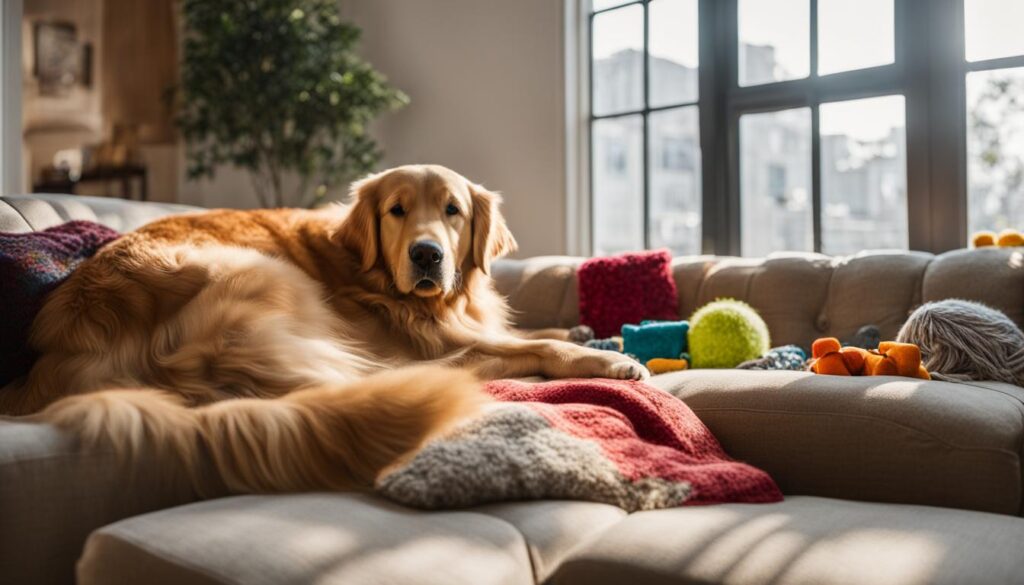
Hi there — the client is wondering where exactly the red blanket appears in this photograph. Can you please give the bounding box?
[377,378,782,512]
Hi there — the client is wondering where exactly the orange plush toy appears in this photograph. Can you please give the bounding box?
[973,229,1024,248]
[809,337,930,379]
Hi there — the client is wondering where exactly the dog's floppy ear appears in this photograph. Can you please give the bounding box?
[470,183,518,275]
[337,172,384,272]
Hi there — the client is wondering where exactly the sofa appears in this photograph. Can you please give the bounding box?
[2,193,1024,585]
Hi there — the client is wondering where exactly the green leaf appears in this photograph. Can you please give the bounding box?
[177,0,408,207]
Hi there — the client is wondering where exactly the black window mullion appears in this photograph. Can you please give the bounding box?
[587,8,596,255]
[904,0,936,252]
[809,0,822,252]
[966,53,1024,73]
[592,0,644,17]
[699,0,731,255]
[811,104,823,252]
[930,0,968,252]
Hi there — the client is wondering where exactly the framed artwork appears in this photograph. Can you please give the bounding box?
[33,21,88,96]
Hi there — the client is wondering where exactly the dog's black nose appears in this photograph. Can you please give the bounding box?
[409,241,444,269]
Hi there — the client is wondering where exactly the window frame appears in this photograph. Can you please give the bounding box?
[587,0,703,252]
[0,0,24,196]
[580,0,993,256]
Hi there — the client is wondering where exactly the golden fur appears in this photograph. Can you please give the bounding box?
[4,164,646,495]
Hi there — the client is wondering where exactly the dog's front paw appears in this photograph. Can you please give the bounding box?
[605,357,650,381]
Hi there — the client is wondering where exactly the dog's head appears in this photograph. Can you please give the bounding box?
[336,165,517,297]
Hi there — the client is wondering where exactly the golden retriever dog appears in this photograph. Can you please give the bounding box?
[3,164,647,496]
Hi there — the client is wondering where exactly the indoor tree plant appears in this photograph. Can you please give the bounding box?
[177,0,408,208]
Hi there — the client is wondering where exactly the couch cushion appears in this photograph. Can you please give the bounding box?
[823,251,931,343]
[550,496,1024,585]
[647,370,1024,515]
[0,194,201,234]
[474,501,626,582]
[0,419,198,585]
[694,254,834,348]
[492,256,583,330]
[922,248,1024,328]
[77,494,625,585]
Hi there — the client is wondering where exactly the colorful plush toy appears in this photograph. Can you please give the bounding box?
[972,229,1024,248]
[808,337,930,379]
[584,337,624,352]
[688,299,770,369]
[622,320,689,364]
[646,357,689,375]
[736,345,807,371]
[568,324,595,344]
[843,324,880,350]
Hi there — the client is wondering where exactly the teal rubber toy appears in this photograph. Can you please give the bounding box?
[621,320,689,365]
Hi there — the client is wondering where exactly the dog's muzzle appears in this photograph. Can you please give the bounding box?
[409,240,444,291]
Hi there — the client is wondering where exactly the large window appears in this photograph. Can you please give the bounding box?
[590,0,701,256]
[965,0,1024,235]
[584,0,1022,256]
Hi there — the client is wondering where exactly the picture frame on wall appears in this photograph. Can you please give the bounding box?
[33,20,88,96]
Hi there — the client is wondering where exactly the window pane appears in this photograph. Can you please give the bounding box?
[965,0,1024,62]
[967,68,1024,234]
[820,95,907,254]
[593,115,644,254]
[592,5,644,116]
[649,107,701,255]
[649,0,699,107]
[818,0,894,75]
[738,0,809,86]
[593,0,634,12]
[740,108,813,256]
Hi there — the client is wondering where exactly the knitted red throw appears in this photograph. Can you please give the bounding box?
[377,378,782,511]
[577,249,679,338]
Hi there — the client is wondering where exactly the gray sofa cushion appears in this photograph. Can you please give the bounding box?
[550,496,1024,585]
[77,494,625,585]
[0,418,200,584]
[647,370,1024,515]
[0,194,201,234]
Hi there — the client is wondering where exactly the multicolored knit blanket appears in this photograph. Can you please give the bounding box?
[0,221,120,386]
[377,378,783,512]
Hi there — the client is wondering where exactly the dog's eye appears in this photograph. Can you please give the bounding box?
[445,203,460,216]
[389,204,406,217]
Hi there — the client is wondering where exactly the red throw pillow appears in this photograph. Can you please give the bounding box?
[577,249,679,338]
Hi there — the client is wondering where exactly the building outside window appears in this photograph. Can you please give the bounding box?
[585,0,1024,256]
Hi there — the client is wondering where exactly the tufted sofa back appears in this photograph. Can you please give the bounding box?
[492,250,1024,350]
[1,194,201,233]
[4,194,1021,351]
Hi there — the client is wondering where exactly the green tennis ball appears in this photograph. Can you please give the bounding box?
[688,299,770,368]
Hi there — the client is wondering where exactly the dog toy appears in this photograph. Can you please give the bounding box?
[688,299,770,369]
[809,337,929,379]
[736,345,807,371]
[622,320,689,364]
[897,299,1024,385]
[646,357,689,375]
[585,337,623,352]
[843,325,880,350]
[972,229,1024,248]
[568,325,595,344]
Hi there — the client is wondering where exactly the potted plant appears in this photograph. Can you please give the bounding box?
[177,0,407,207]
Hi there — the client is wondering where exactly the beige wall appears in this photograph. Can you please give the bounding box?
[343,0,568,257]
[179,1,570,257]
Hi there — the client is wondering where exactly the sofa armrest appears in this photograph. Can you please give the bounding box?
[0,419,199,585]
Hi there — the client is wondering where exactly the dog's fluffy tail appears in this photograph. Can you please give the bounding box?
[36,365,485,496]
